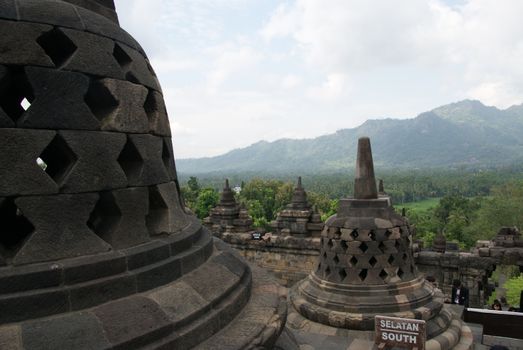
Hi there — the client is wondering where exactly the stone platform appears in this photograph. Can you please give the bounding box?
[0,234,286,350]
[284,303,474,350]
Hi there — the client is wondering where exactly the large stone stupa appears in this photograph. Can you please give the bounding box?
[287,137,473,349]
[0,1,285,349]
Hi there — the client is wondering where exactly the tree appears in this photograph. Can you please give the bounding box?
[194,188,219,219]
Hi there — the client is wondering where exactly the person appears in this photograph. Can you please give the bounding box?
[491,299,502,311]
[451,279,469,307]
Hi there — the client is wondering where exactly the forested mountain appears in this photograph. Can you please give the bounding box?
[177,100,523,174]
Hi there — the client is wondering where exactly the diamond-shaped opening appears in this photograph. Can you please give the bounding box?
[0,198,34,259]
[338,268,347,281]
[325,266,331,277]
[84,79,119,122]
[350,229,358,239]
[327,239,333,249]
[359,269,368,281]
[369,230,376,240]
[126,71,140,84]
[146,185,169,236]
[333,254,340,264]
[350,256,358,266]
[397,268,405,279]
[369,256,377,267]
[39,134,77,186]
[359,241,368,253]
[322,251,327,260]
[316,262,321,272]
[388,255,395,265]
[385,230,392,238]
[36,28,77,67]
[395,240,401,250]
[161,139,172,171]
[379,269,388,280]
[113,43,132,70]
[403,253,408,261]
[378,241,386,253]
[340,239,348,251]
[0,68,34,122]
[117,137,143,182]
[87,192,121,242]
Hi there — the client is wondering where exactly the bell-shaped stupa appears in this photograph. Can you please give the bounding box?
[0,1,285,348]
[288,137,472,349]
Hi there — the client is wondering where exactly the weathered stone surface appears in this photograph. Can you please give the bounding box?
[147,182,189,235]
[13,194,111,265]
[92,78,149,133]
[0,129,58,196]
[21,312,111,350]
[18,0,83,29]
[0,21,54,66]
[90,187,150,249]
[0,0,17,20]
[93,296,172,348]
[145,89,171,136]
[58,130,127,192]
[120,134,170,186]
[0,325,22,350]
[17,67,100,130]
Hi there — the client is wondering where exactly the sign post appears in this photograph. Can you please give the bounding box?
[375,315,426,350]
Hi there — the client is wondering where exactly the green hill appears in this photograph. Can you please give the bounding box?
[177,100,523,175]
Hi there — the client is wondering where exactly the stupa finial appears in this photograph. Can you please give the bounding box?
[354,137,378,199]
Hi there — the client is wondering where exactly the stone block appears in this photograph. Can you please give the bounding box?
[13,193,111,265]
[0,0,16,20]
[0,289,69,323]
[0,129,58,196]
[21,312,111,350]
[18,67,100,130]
[478,247,490,257]
[184,262,240,303]
[89,187,150,249]
[0,21,54,66]
[135,256,182,292]
[147,280,209,324]
[69,273,137,310]
[147,182,189,235]
[58,131,127,192]
[121,134,170,186]
[93,296,172,349]
[0,325,22,350]
[89,78,149,133]
[163,138,178,180]
[18,0,83,29]
[0,262,62,293]
[210,251,247,278]
[60,28,124,78]
[170,228,200,254]
[112,42,160,91]
[124,240,170,270]
[145,89,171,136]
[63,251,126,284]
[76,7,143,53]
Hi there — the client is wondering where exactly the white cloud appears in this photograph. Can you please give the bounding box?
[114,0,523,158]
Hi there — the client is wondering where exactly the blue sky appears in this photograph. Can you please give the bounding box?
[114,0,523,159]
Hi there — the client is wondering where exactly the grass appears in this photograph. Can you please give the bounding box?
[399,197,441,212]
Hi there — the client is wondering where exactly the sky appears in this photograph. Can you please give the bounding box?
[114,0,523,159]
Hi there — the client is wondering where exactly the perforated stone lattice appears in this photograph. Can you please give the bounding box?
[316,228,416,284]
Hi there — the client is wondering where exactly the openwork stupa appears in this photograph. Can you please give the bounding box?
[0,1,285,348]
[287,137,472,349]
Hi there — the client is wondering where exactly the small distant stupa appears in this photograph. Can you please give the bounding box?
[270,177,323,237]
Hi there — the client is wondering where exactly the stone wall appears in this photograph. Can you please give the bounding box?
[220,233,320,287]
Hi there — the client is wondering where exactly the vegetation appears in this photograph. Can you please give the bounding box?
[180,169,523,249]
